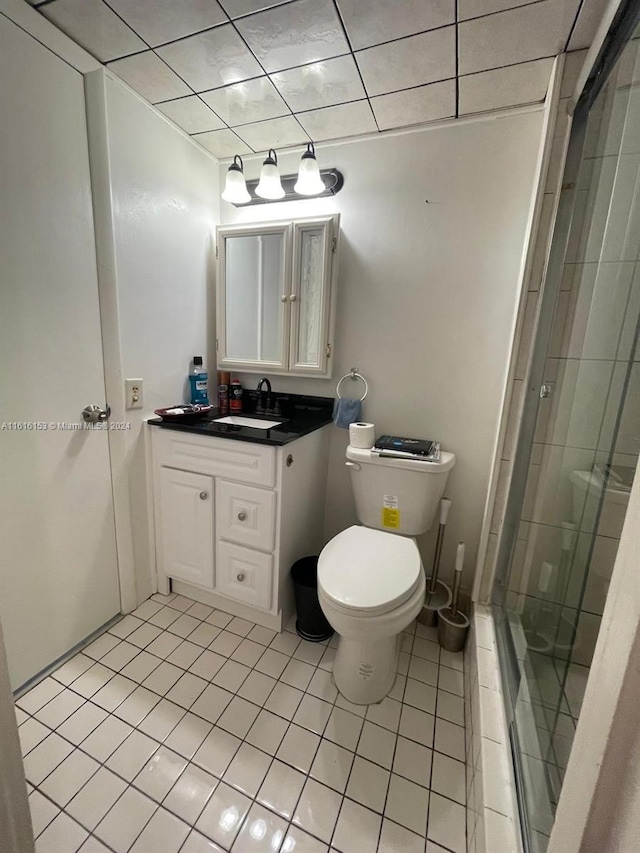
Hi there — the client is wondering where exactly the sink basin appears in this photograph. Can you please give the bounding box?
[213,415,282,430]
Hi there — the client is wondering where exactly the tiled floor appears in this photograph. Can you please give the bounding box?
[16,593,467,853]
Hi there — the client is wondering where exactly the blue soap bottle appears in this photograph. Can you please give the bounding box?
[189,356,209,405]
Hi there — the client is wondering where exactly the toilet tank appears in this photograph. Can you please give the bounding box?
[346,446,456,536]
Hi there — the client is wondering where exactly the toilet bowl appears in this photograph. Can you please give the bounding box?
[318,525,426,704]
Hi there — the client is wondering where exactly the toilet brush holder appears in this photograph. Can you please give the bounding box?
[437,541,469,652]
[418,580,452,627]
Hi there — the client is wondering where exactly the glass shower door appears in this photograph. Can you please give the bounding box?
[492,23,640,853]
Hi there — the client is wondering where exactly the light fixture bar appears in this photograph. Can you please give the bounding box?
[231,168,344,207]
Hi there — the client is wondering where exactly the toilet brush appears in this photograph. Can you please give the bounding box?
[418,498,453,627]
[438,542,470,652]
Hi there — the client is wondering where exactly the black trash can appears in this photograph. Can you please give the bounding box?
[291,556,333,642]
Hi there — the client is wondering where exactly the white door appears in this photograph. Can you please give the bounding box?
[0,15,121,690]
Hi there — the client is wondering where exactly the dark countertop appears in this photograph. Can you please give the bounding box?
[147,391,334,447]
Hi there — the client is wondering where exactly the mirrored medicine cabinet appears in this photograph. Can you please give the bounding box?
[215,215,340,377]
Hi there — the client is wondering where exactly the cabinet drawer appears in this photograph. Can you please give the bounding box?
[159,467,214,588]
[216,480,276,552]
[155,429,276,487]
[216,542,272,610]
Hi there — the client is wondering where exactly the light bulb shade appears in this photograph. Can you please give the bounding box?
[255,149,285,200]
[222,155,251,204]
[294,143,325,196]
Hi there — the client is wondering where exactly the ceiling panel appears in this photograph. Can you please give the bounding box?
[30,0,605,156]
[356,28,456,97]
[41,0,145,63]
[270,55,365,113]
[156,24,263,93]
[235,0,349,73]
[106,0,227,48]
[337,0,455,51]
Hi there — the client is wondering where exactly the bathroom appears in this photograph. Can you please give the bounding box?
[1,0,639,851]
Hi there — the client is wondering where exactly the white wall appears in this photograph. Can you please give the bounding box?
[88,71,220,603]
[220,111,544,586]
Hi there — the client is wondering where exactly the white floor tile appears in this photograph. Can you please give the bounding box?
[29,789,60,837]
[109,615,144,639]
[40,749,100,806]
[269,631,300,656]
[310,739,354,793]
[399,705,435,747]
[81,716,133,762]
[332,798,382,853]
[408,656,439,687]
[293,694,333,734]
[257,759,306,820]
[113,685,160,726]
[206,609,233,629]
[100,641,140,672]
[127,622,163,650]
[19,717,51,756]
[324,707,363,752]
[18,678,64,714]
[34,811,88,853]
[92,673,137,712]
[66,767,127,830]
[138,698,186,742]
[230,638,265,668]
[130,805,190,853]
[121,650,163,684]
[58,702,107,746]
[293,640,325,666]
[191,683,233,724]
[281,824,329,852]
[106,729,158,781]
[149,606,181,630]
[264,682,304,719]
[384,774,429,836]
[84,633,121,661]
[143,661,184,695]
[167,640,204,670]
[245,708,288,754]
[403,678,437,714]
[169,613,201,639]
[393,736,432,788]
[195,781,251,849]
[248,625,277,646]
[231,802,288,852]
[439,665,464,697]
[94,786,156,853]
[276,723,320,773]
[388,675,407,703]
[436,689,465,726]
[23,732,74,785]
[213,659,251,693]
[217,695,260,738]
[428,791,466,852]
[166,672,208,709]
[52,653,94,686]
[227,616,254,637]
[146,632,183,660]
[412,638,440,663]
[440,649,464,672]
[346,755,390,811]
[307,669,338,703]
[193,726,241,778]
[164,711,212,759]
[71,664,114,700]
[189,649,227,683]
[434,718,466,761]
[293,777,342,843]
[132,599,163,621]
[378,818,425,853]
[186,602,213,621]
[164,763,218,825]
[189,623,222,649]
[171,595,197,612]
[238,670,276,706]
[431,751,466,804]
[134,745,188,802]
[366,697,402,732]
[255,648,290,678]
[334,693,366,717]
[79,837,112,853]
[356,721,396,769]
[223,742,271,797]
[209,630,243,657]
[182,829,226,851]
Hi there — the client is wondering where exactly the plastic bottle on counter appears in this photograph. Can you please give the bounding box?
[217,371,230,414]
[230,378,243,413]
[189,356,209,405]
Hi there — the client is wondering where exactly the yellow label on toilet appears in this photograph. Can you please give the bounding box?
[382,507,400,529]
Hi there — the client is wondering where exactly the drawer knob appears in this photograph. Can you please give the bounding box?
[289,293,297,302]
[237,511,247,521]
[199,491,208,500]
[237,573,245,582]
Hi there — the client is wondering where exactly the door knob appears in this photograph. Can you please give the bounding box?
[237,511,247,521]
[199,491,208,500]
[289,294,297,302]
[82,404,110,423]
[237,573,245,582]
[280,294,288,302]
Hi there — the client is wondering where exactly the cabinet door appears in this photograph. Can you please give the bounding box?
[217,223,291,373]
[289,216,337,375]
[216,480,276,552]
[159,467,214,588]
[216,541,273,610]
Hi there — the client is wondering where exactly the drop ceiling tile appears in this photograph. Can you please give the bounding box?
[459,57,554,114]
[296,100,376,142]
[201,77,289,126]
[271,55,365,113]
[219,0,289,17]
[336,0,455,50]
[157,24,263,92]
[158,96,226,133]
[235,0,349,73]
[568,0,604,51]
[371,79,455,131]
[458,0,538,20]
[356,27,455,97]
[107,0,227,48]
[459,0,580,76]
[234,115,309,151]
[108,51,191,102]
[194,128,252,158]
[41,0,145,63]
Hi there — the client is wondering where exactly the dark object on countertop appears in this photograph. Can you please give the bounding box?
[154,404,214,423]
[291,556,333,642]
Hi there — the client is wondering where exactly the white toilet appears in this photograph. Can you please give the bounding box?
[318,444,455,705]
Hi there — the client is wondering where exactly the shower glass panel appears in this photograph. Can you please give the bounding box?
[492,25,640,853]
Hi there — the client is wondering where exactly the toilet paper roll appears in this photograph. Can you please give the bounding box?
[349,422,375,449]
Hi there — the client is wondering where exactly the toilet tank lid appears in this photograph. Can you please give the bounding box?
[318,526,422,612]
[346,446,456,472]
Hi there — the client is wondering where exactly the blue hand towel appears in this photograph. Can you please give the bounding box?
[333,397,362,428]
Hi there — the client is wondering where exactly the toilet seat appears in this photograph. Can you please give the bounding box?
[318,525,422,616]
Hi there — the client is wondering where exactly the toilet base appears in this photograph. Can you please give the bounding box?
[332,633,400,705]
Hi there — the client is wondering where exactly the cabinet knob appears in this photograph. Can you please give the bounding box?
[199,491,208,500]
[289,294,297,302]
[237,573,245,582]
[280,294,288,303]
[237,511,247,521]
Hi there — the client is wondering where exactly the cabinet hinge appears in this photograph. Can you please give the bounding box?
[215,244,219,259]
[326,343,332,358]
[331,236,337,254]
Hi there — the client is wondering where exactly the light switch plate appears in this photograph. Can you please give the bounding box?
[125,378,143,410]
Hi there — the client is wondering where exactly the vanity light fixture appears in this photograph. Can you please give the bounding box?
[294,142,325,196]
[255,149,285,200]
[221,155,251,204]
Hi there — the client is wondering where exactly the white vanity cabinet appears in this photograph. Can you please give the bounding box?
[150,425,330,629]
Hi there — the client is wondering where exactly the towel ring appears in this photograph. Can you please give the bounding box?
[336,368,368,401]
